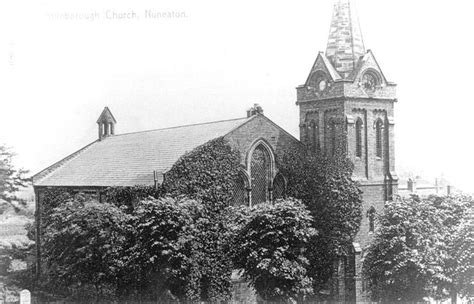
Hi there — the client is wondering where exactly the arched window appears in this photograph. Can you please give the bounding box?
[367,207,376,233]
[310,120,319,152]
[250,145,271,205]
[231,173,248,207]
[273,174,286,201]
[375,119,383,158]
[300,123,308,144]
[355,118,363,158]
[330,120,337,156]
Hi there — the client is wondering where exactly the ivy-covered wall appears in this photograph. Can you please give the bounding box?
[163,137,241,206]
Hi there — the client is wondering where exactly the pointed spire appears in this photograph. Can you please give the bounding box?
[326,0,366,78]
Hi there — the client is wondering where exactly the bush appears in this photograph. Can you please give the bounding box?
[116,196,236,303]
[42,195,130,298]
[117,196,203,302]
[232,199,316,302]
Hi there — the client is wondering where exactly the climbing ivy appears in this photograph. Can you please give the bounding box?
[163,137,241,207]
[161,137,242,302]
[278,148,363,294]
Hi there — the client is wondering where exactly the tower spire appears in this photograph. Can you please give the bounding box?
[326,0,365,78]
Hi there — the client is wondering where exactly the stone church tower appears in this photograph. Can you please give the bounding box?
[296,0,398,301]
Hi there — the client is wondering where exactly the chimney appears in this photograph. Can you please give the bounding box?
[246,103,264,118]
[407,178,416,193]
[96,107,117,140]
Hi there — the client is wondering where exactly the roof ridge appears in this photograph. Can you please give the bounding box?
[112,116,250,138]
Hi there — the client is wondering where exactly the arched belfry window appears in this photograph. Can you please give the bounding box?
[375,119,383,158]
[304,112,319,153]
[300,123,308,144]
[329,120,337,156]
[310,120,319,152]
[250,145,271,205]
[367,207,376,233]
[355,118,363,158]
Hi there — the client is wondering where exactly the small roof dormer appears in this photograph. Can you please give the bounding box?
[96,106,117,141]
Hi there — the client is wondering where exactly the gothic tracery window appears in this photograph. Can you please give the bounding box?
[355,118,363,158]
[250,145,271,205]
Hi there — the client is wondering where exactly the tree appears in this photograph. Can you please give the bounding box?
[278,150,363,292]
[430,195,473,303]
[445,220,473,302]
[0,144,30,206]
[42,194,130,297]
[362,195,472,303]
[232,199,316,302]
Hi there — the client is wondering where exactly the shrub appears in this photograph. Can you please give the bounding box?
[42,195,130,298]
[117,196,203,302]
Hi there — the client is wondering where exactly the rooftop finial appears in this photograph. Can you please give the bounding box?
[326,0,366,78]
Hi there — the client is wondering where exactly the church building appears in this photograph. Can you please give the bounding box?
[32,0,397,302]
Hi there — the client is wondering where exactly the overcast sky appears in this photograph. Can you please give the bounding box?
[1,0,473,193]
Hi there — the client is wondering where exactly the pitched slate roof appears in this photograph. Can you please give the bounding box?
[33,117,253,187]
